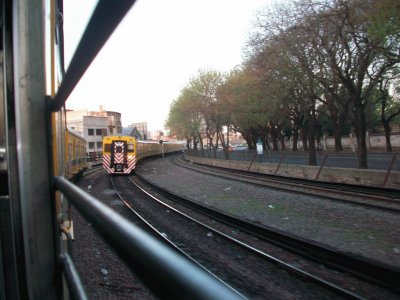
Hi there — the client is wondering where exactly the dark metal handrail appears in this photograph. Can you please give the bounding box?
[50,0,137,112]
[60,253,88,300]
[54,176,245,300]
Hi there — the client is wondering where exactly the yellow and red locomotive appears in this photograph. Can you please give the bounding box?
[102,135,184,174]
[102,135,137,174]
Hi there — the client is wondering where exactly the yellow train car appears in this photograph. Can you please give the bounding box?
[103,136,185,174]
[65,129,87,179]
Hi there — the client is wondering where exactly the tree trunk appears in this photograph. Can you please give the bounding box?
[186,139,190,150]
[269,124,278,151]
[226,126,230,160]
[291,124,298,151]
[193,136,198,151]
[330,111,343,152]
[333,122,343,152]
[275,123,284,151]
[213,135,218,158]
[243,135,253,150]
[218,131,229,160]
[354,103,368,169]
[382,120,393,152]
[301,126,308,151]
[307,107,317,166]
[263,135,269,150]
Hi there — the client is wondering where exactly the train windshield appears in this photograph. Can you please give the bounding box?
[127,143,134,152]
[104,144,112,152]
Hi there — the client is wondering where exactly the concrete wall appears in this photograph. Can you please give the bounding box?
[286,132,400,152]
[185,156,400,189]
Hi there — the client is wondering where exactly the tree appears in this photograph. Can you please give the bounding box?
[317,0,400,167]
[187,69,225,157]
[377,79,400,152]
[165,88,201,150]
[217,68,270,151]
[250,0,400,168]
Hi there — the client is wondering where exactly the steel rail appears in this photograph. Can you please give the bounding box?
[129,176,363,299]
[183,156,400,199]
[54,176,245,300]
[110,176,247,299]
[176,156,400,212]
[134,173,400,293]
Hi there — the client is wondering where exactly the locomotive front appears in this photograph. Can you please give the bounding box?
[102,135,137,174]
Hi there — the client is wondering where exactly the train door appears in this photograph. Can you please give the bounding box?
[111,140,127,173]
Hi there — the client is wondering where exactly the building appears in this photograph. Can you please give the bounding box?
[66,106,123,159]
[126,122,148,140]
[90,105,122,135]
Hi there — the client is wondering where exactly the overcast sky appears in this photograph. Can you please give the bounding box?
[64,0,270,131]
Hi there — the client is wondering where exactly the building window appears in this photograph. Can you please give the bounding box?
[88,129,94,136]
[88,142,95,149]
[96,142,102,149]
[96,129,102,136]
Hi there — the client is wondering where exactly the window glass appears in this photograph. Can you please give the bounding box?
[97,142,102,149]
[104,144,112,152]
[96,129,102,135]
[127,143,134,152]
[88,129,94,136]
[89,142,95,149]
[116,146,122,153]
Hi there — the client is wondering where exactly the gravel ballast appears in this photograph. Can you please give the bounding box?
[136,156,400,268]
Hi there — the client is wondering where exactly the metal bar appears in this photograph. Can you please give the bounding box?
[60,226,73,255]
[315,153,328,180]
[13,0,60,297]
[54,176,244,300]
[247,151,258,171]
[382,152,397,187]
[274,153,286,175]
[60,253,88,300]
[50,0,137,112]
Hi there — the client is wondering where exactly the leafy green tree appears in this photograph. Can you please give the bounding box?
[165,88,201,150]
[217,68,270,151]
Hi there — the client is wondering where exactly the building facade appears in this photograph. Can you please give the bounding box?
[126,122,148,140]
[66,107,123,158]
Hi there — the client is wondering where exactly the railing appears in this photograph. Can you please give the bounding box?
[55,177,244,299]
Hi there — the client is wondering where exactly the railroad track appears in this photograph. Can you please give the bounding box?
[174,156,400,212]
[111,174,399,299]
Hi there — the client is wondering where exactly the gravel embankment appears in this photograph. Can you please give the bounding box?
[136,156,400,268]
[72,170,157,300]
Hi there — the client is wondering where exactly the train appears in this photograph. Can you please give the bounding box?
[65,129,87,179]
[102,135,184,174]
